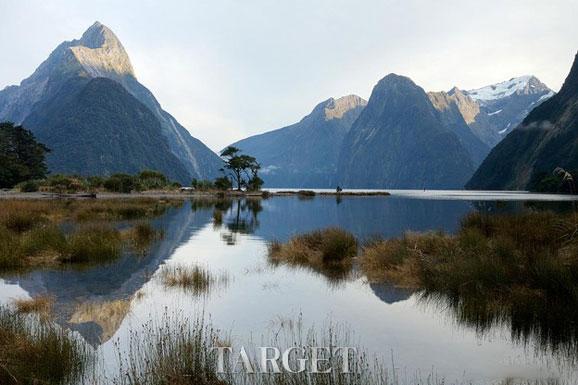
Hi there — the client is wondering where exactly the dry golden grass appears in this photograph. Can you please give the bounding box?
[0,305,92,384]
[158,264,229,295]
[268,228,357,284]
[0,199,179,271]
[13,295,54,317]
[361,236,422,288]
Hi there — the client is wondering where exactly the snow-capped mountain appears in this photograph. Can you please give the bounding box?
[427,76,555,148]
[460,76,554,145]
[466,75,553,104]
[467,53,578,191]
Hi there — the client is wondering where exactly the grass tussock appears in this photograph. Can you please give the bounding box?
[65,224,123,264]
[13,295,54,317]
[124,222,162,252]
[268,228,357,283]
[0,305,92,385]
[0,199,177,271]
[113,315,227,385]
[360,211,578,293]
[360,211,578,356]
[159,264,229,295]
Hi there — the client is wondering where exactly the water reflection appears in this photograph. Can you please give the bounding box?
[2,203,213,345]
[214,199,262,245]
[0,194,575,383]
[421,290,578,365]
[369,283,415,304]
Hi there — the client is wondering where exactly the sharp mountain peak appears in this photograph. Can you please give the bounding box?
[69,22,135,78]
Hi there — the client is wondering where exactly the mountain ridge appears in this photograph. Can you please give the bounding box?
[0,22,222,182]
[338,73,475,189]
[466,52,578,190]
[230,95,366,188]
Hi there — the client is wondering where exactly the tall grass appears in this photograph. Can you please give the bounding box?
[113,314,226,385]
[13,295,54,318]
[158,264,229,296]
[0,199,176,270]
[268,228,357,284]
[112,313,453,385]
[0,305,92,385]
[65,224,123,264]
[360,211,578,358]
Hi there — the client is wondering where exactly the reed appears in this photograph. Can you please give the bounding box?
[158,264,229,296]
[0,305,92,385]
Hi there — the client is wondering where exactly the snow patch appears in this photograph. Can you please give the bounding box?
[498,123,512,135]
[537,91,555,104]
[467,76,533,101]
[488,109,502,116]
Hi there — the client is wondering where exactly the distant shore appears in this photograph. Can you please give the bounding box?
[0,189,391,200]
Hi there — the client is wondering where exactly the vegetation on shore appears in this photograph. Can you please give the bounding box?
[360,211,578,355]
[267,211,578,357]
[0,122,50,189]
[268,228,357,283]
[359,211,578,292]
[0,199,176,271]
[13,170,183,194]
[0,305,93,385]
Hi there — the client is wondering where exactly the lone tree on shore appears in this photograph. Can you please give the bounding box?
[0,122,50,188]
[219,146,262,191]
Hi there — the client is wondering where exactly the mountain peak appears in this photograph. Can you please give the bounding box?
[77,21,116,49]
[70,22,134,78]
[324,95,367,120]
[466,75,552,102]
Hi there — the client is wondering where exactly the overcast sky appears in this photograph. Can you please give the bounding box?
[1,0,577,151]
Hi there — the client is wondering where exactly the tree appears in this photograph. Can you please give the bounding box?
[219,146,262,191]
[0,122,50,188]
[214,176,232,191]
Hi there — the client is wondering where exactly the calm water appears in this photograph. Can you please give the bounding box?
[1,192,577,384]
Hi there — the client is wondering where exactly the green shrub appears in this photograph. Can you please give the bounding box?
[44,174,86,193]
[191,179,215,191]
[138,170,168,190]
[103,174,137,193]
[18,180,40,192]
[214,176,232,191]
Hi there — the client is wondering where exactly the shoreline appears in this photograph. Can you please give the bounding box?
[0,190,392,200]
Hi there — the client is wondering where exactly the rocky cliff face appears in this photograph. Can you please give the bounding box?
[338,74,475,189]
[466,53,578,190]
[0,22,222,182]
[230,95,366,188]
[428,90,490,166]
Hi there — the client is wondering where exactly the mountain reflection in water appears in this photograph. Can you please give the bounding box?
[0,195,575,383]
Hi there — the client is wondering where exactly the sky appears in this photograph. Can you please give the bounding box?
[1,0,577,151]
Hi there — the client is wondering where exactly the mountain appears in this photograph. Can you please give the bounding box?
[428,89,490,166]
[22,77,190,181]
[338,74,475,189]
[0,22,222,183]
[463,76,554,146]
[230,95,366,188]
[466,53,578,191]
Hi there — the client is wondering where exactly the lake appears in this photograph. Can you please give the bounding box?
[1,191,577,384]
